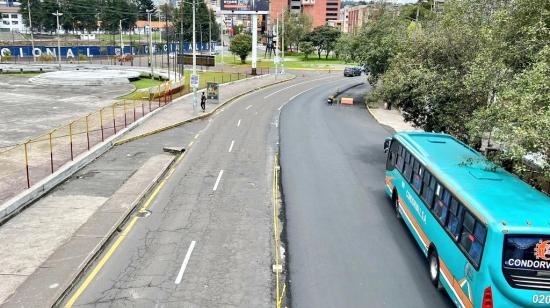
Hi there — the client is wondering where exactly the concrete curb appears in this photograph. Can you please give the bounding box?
[4,154,177,308]
[114,74,296,146]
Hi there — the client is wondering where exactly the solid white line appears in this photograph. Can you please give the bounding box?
[287,79,345,103]
[213,170,224,191]
[228,140,234,152]
[263,76,335,99]
[245,105,253,110]
[174,241,196,285]
[237,119,241,127]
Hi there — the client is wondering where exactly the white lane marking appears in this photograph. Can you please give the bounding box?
[194,134,199,139]
[287,79,346,103]
[175,241,196,285]
[213,170,224,191]
[228,140,235,152]
[278,105,283,111]
[245,105,253,110]
[237,119,241,127]
[263,76,335,99]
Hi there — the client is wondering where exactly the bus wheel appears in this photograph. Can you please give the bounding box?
[393,191,401,220]
[429,249,442,290]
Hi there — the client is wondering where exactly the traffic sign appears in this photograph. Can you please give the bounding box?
[191,74,199,88]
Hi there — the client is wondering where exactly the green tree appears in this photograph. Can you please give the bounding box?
[334,33,359,62]
[19,0,43,31]
[229,33,252,63]
[100,0,138,32]
[137,0,156,20]
[305,25,341,59]
[299,41,314,60]
[173,1,219,43]
[283,11,312,52]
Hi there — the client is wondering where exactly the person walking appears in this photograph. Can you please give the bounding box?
[201,92,207,112]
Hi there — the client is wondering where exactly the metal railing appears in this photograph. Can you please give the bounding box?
[0,81,174,204]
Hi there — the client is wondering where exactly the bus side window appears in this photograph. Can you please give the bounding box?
[404,156,415,183]
[421,171,435,209]
[433,187,450,224]
[386,140,399,170]
[412,162,423,193]
[446,197,464,239]
[459,212,486,267]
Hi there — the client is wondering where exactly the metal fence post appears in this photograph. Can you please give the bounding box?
[158,84,162,106]
[123,100,127,128]
[24,140,30,188]
[112,104,117,134]
[85,114,90,150]
[133,100,136,122]
[100,108,104,141]
[49,131,54,173]
[141,100,145,116]
[69,122,74,161]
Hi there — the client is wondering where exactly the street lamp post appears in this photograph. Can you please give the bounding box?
[146,9,154,77]
[52,10,63,69]
[192,0,197,114]
[119,19,126,65]
[27,0,35,62]
[281,11,285,74]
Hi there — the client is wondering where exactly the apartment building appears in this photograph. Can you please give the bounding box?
[270,0,341,28]
[0,1,26,33]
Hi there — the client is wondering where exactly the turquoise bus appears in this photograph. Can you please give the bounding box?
[383,132,550,308]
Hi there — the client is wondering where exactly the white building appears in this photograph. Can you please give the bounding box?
[0,5,26,33]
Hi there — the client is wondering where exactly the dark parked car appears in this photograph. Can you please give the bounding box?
[344,67,362,77]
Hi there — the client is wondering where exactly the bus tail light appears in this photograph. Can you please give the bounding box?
[482,286,493,308]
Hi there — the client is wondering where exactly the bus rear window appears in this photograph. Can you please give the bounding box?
[504,235,550,271]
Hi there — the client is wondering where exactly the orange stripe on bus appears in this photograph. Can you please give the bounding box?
[398,197,430,248]
[440,259,473,308]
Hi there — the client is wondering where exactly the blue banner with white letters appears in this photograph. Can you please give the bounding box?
[0,42,212,58]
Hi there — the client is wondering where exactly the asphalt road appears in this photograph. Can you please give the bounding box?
[279,82,455,307]
[62,72,346,307]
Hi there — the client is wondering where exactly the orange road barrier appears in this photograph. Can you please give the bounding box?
[341,97,354,105]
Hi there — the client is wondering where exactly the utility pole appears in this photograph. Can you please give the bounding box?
[27,0,35,62]
[180,0,184,79]
[208,8,212,55]
[281,11,285,74]
[147,9,154,77]
[220,14,224,69]
[192,0,197,114]
[119,19,125,62]
[415,0,421,22]
[52,10,63,69]
[275,17,279,76]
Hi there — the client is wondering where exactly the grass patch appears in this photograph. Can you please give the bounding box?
[215,54,353,70]
[0,72,41,77]
[119,71,248,100]
[132,77,163,90]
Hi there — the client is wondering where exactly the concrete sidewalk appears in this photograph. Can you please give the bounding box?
[0,74,294,307]
[367,106,421,132]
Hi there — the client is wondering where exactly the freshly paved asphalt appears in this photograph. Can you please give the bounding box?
[63,72,344,307]
[279,82,455,307]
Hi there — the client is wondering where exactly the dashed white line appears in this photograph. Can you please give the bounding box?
[194,134,199,139]
[263,76,336,99]
[228,140,235,152]
[174,241,196,285]
[237,119,241,127]
[213,170,224,191]
[245,105,253,110]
